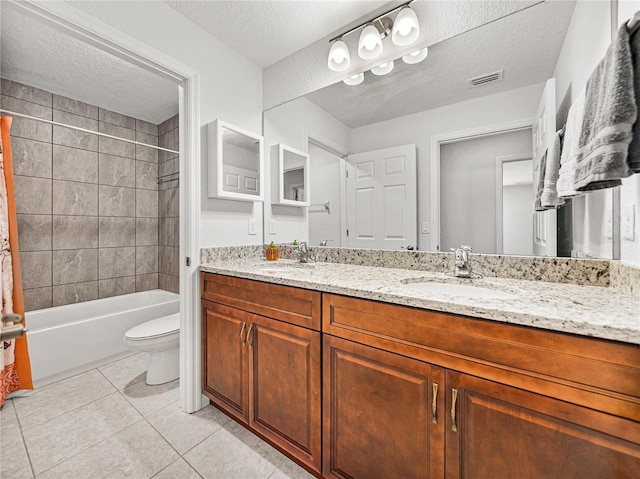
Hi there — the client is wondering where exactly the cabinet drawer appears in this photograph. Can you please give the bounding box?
[323,293,640,420]
[201,272,321,331]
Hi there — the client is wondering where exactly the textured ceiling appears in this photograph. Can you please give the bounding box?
[164,0,390,68]
[306,0,576,128]
[0,3,179,125]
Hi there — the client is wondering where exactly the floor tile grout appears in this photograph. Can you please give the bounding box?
[7,352,308,479]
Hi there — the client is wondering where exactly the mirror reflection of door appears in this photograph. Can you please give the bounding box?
[440,129,532,254]
[346,144,417,250]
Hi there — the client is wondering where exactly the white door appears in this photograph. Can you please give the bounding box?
[532,78,557,256]
[346,144,417,249]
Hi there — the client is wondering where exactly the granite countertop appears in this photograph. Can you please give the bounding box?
[200,259,640,345]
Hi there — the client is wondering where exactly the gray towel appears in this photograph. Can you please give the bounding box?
[541,127,566,208]
[627,21,640,172]
[574,24,637,191]
[534,151,548,211]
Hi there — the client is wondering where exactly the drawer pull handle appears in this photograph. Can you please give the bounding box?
[432,383,439,424]
[451,388,458,432]
[240,322,247,346]
[247,323,254,347]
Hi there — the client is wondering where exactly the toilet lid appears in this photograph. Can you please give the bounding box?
[125,313,180,341]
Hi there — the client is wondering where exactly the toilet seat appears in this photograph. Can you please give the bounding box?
[124,313,179,341]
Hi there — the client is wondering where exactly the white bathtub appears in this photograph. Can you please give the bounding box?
[26,289,179,387]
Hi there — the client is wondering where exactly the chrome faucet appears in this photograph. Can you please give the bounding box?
[447,245,482,279]
[294,242,316,263]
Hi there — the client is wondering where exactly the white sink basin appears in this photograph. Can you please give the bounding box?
[401,281,517,300]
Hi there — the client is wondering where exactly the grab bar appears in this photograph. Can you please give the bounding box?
[1,314,27,341]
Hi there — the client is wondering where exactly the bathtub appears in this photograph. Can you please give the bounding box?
[26,289,179,387]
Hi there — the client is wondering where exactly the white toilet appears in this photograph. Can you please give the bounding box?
[124,313,180,385]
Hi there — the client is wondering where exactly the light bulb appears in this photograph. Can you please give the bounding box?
[392,7,420,46]
[371,60,394,76]
[358,24,383,60]
[328,40,351,72]
[402,47,428,64]
[343,72,364,86]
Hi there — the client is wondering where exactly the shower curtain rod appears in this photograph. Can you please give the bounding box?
[0,109,180,154]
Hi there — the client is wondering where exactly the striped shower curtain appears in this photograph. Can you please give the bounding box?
[0,116,32,406]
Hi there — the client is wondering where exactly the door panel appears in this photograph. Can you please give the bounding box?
[249,314,322,473]
[347,144,417,249]
[323,335,444,479]
[446,371,640,479]
[532,78,557,256]
[202,301,249,423]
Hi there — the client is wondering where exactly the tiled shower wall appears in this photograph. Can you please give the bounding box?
[158,115,179,294]
[0,78,176,311]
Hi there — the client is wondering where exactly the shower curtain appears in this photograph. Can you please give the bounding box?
[0,116,32,406]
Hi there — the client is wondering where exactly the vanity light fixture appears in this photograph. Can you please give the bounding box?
[343,72,364,86]
[392,6,420,46]
[371,60,394,76]
[327,1,417,68]
[328,39,351,72]
[402,47,428,64]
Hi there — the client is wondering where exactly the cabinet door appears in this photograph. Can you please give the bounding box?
[202,300,249,423]
[323,335,444,479]
[248,314,322,473]
[445,371,640,479]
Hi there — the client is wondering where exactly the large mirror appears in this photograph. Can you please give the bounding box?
[264,0,623,259]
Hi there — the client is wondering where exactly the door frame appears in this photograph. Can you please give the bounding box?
[303,129,350,247]
[430,118,534,252]
[16,0,204,412]
[495,154,533,254]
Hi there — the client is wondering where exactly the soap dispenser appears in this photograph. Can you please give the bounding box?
[265,241,279,261]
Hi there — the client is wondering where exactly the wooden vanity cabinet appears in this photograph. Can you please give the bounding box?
[323,293,640,479]
[323,335,445,479]
[201,273,322,475]
[445,371,640,479]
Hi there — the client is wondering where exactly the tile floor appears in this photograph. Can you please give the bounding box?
[0,353,315,479]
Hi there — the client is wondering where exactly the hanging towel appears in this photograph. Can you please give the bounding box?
[573,24,636,191]
[534,151,548,211]
[626,21,640,172]
[541,127,566,208]
[557,87,586,198]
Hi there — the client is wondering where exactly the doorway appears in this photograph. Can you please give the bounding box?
[5,1,202,412]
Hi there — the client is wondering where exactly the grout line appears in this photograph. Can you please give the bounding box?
[9,400,38,479]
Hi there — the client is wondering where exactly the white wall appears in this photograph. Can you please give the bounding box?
[619,0,640,267]
[66,1,264,248]
[552,0,615,259]
[440,130,532,254]
[263,97,350,244]
[351,83,543,250]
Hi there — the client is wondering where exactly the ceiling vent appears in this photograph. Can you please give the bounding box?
[467,70,504,88]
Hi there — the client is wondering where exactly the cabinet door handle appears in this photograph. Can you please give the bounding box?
[451,388,458,432]
[240,322,247,346]
[432,383,439,424]
[247,323,254,347]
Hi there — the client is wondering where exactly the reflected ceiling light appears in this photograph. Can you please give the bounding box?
[343,72,364,86]
[402,47,428,64]
[358,23,384,59]
[392,6,420,46]
[371,61,394,76]
[328,40,351,72]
